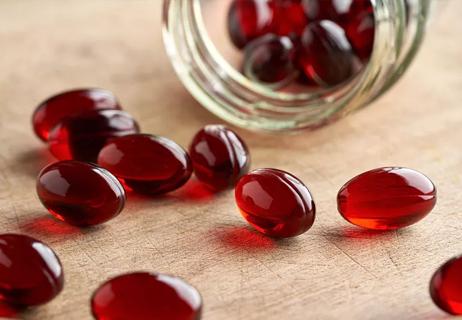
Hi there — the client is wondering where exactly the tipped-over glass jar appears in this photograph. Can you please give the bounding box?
[163,0,432,132]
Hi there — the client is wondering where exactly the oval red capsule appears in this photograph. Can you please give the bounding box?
[228,0,308,49]
[227,0,274,49]
[235,168,315,238]
[0,234,64,307]
[272,0,307,37]
[298,20,357,86]
[243,35,298,86]
[32,88,121,142]
[189,125,250,190]
[337,167,437,230]
[48,109,140,162]
[303,0,357,21]
[97,134,192,195]
[37,160,126,227]
[430,255,462,315]
[91,272,202,320]
[343,1,375,61]
[303,0,375,62]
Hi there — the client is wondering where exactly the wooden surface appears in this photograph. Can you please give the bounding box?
[0,1,461,319]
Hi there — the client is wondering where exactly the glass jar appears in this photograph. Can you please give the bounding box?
[162,0,432,132]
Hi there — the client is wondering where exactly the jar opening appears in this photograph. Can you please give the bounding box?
[163,0,431,131]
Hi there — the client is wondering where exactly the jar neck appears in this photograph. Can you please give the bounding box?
[163,0,431,132]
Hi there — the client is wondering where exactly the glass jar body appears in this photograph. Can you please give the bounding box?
[163,0,432,132]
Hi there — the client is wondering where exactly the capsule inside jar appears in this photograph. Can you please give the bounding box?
[222,0,375,91]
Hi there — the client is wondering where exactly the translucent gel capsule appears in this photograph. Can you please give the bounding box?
[91,272,202,320]
[235,168,315,238]
[430,256,462,315]
[97,134,192,195]
[303,0,375,62]
[227,0,273,49]
[343,1,375,61]
[303,0,351,21]
[228,0,309,50]
[32,88,121,142]
[48,109,140,162]
[243,35,298,86]
[189,125,250,190]
[337,167,437,230]
[272,0,307,37]
[0,234,64,306]
[37,160,126,227]
[298,20,357,86]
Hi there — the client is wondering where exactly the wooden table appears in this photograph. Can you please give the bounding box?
[0,1,461,319]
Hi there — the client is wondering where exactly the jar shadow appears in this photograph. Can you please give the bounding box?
[134,79,221,136]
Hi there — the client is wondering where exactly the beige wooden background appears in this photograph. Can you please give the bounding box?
[0,1,461,319]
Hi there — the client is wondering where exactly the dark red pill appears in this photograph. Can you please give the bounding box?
[337,167,437,230]
[189,125,250,190]
[37,160,125,227]
[32,88,121,142]
[303,0,351,21]
[272,0,307,37]
[430,255,462,315]
[243,35,298,85]
[227,0,273,49]
[48,109,140,162]
[235,168,315,238]
[303,0,375,62]
[97,134,192,195]
[298,20,357,86]
[343,1,375,61]
[0,234,63,307]
[91,272,202,320]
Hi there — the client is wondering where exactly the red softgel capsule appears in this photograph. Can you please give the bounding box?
[303,0,354,21]
[91,272,202,320]
[37,160,126,227]
[0,234,64,307]
[32,88,121,142]
[298,20,357,86]
[272,0,307,37]
[243,35,298,85]
[48,109,140,162]
[235,168,315,238]
[97,134,192,195]
[430,256,462,315]
[189,125,250,190]
[337,167,437,230]
[343,1,375,61]
[303,0,375,62]
[227,0,273,49]
[228,0,309,49]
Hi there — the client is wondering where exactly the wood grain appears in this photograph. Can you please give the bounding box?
[0,1,461,319]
